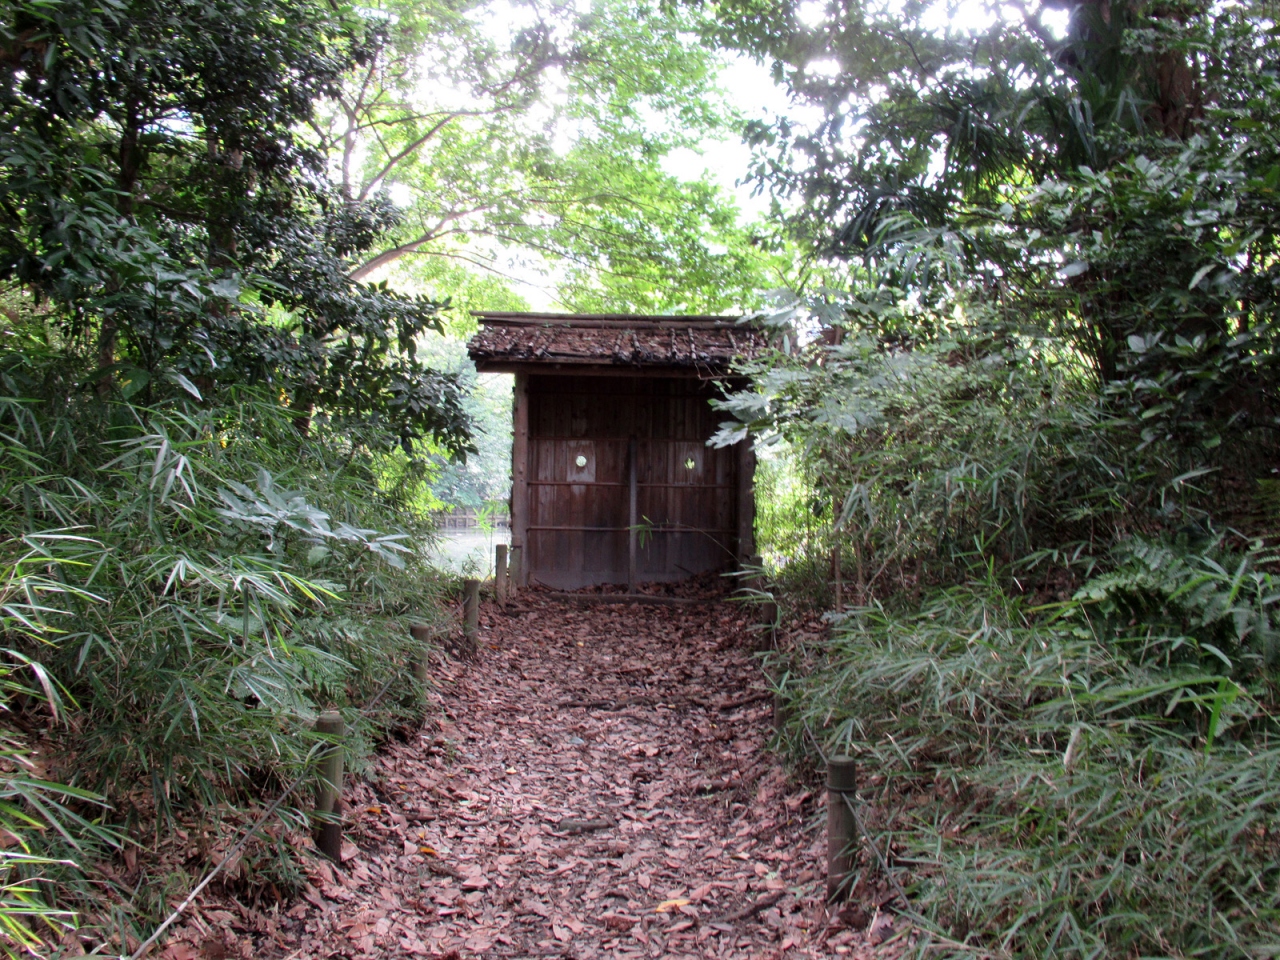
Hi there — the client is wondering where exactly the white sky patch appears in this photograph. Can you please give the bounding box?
[805,58,843,78]
[795,0,828,27]
[919,0,997,34]
[386,181,415,207]
[1036,4,1070,38]
[660,140,774,220]
[474,0,538,46]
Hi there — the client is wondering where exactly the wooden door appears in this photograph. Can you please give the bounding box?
[524,375,738,589]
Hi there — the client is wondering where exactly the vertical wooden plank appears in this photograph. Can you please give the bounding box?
[736,436,756,563]
[512,371,530,587]
[628,435,638,593]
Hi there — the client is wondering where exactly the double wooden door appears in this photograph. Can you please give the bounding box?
[520,374,740,589]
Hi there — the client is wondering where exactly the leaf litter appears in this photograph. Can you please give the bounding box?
[157,590,897,959]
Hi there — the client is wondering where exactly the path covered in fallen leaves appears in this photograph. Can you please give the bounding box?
[286,592,878,959]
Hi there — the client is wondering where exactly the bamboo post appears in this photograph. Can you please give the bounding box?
[826,755,857,901]
[408,623,430,683]
[462,578,480,653]
[314,710,345,862]
[495,544,508,604]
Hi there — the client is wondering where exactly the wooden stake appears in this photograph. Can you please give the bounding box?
[314,710,345,862]
[826,755,857,901]
[772,690,791,734]
[762,600,779,649]
[495,544,508,604]
[462,578,480,651]
[834,539,843,611]
[509,545,522,595]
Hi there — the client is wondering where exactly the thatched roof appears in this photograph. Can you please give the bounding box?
[467,312,767,373]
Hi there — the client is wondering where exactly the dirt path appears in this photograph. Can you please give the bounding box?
[283,593,876,959]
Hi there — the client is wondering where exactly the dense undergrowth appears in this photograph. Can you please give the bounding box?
[775,567,1280,956]
[0,0,486,951]
[0,335,455,953]
[712,3,1280,948]
[728,310,1280,957]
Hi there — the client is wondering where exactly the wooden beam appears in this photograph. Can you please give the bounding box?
[536,592,705,606]
[472,360,737,378]
[472,311,742,326]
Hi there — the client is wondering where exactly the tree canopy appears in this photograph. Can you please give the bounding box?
[317,0,779,312]
[706,0,1280,439]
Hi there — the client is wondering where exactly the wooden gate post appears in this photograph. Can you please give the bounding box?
[314,710,345,862]
[826,755,858,901]
[462,578,480,653]
[495,544,508,604]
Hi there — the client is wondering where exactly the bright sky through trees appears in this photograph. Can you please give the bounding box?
[413,0,1075,310]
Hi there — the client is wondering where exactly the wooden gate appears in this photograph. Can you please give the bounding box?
[522,374,738,589]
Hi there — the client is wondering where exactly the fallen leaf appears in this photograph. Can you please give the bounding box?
[867,909,895,946]
[248,594,825,960]
[521,899,551,918]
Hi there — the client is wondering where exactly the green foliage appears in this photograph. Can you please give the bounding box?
[773,558,1280,957]
[0,315,452,949]
[722,285,1280,953]
[324,0,778,311]
[412,333,513,512]
[708,0,1280,428]
[1,546,116,958]
[0,0,471,457]
[718,295,1197,590]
